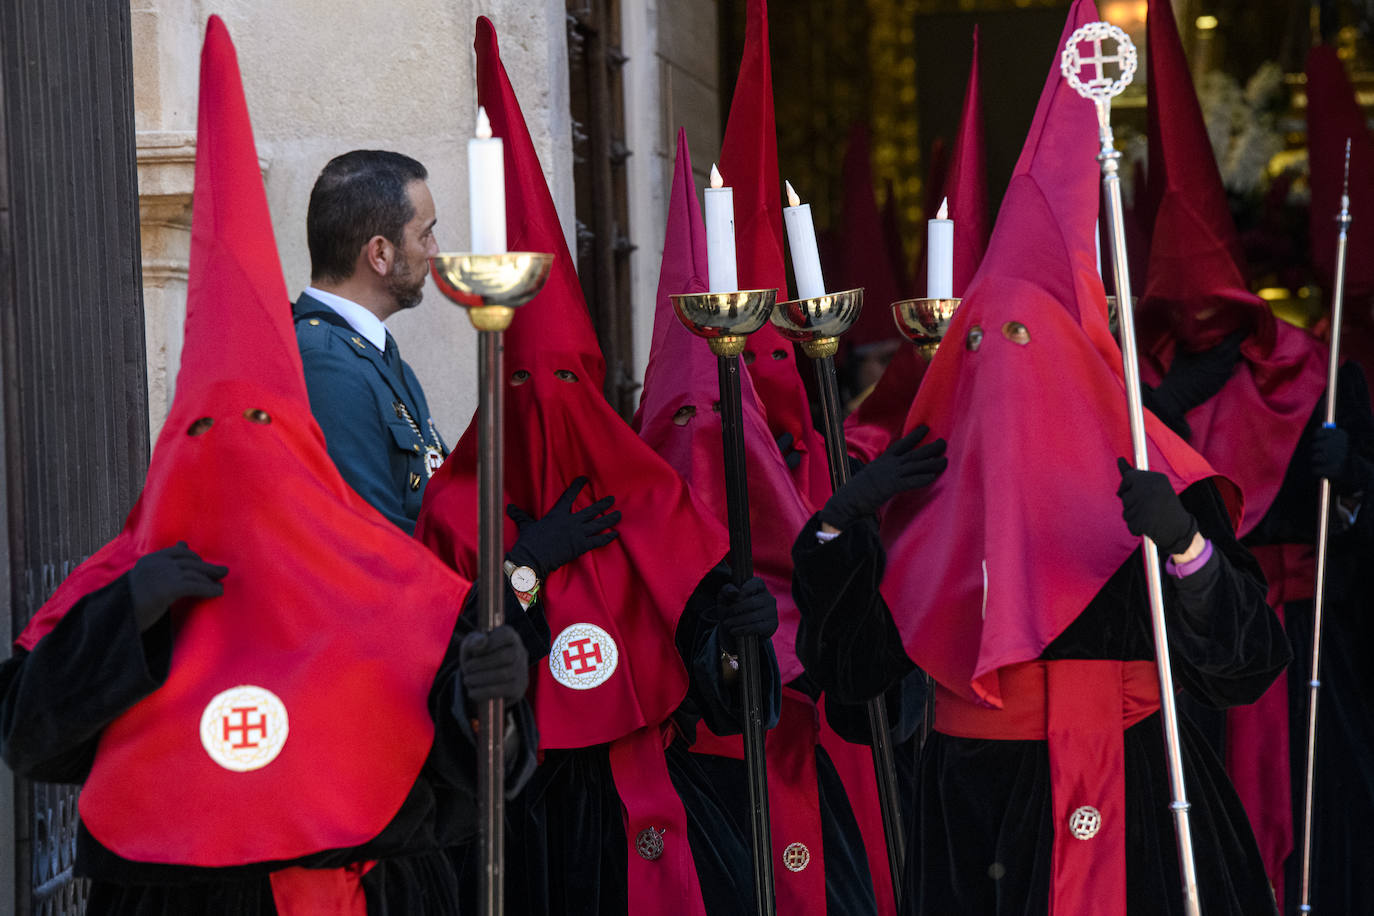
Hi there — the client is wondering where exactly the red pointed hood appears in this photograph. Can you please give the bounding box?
[878,0,1236,707]
[1137,0,1325,535]
[634,130,811,683]
[20,16,470,867]
[417,19,729,749]
[845,28,987,463]
[1139,0,1266,349]
[836,124,905,350]
[719,0,831,506]
[1307,45,1374,303]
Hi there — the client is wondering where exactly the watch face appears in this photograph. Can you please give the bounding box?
[510,566,538,592]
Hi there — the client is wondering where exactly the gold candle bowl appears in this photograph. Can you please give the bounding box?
[671,289,779,357]
[769,288,864,359]
[430,252,555,332]
[892,297,962,360]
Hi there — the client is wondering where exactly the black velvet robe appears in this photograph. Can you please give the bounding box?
[0,573,537,916]
[1239,361,1374,915]
[793,480,1290,915]
[498,563,784,916]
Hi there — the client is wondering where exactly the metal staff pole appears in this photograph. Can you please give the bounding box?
[1298,138,1353,915]
[673,288,779,916]
[1061,24,1202,915]
[771,289,907,900]
[431,251,553,916]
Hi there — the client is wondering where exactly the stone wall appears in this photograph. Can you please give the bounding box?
[131,0,576,443]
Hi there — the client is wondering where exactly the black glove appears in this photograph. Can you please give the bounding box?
[775,432,802,470]
[127,542,228,633]
[819,424,947,530]
[1116,457,1198,555]
[506,476,620,578]
[717,577,779,651]
[1144,330,1246,439]
[459,626,529,703]
[1309,424,1372,494]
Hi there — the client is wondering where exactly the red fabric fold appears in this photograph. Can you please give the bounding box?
[817,697,897,916]
[268,863,372,916]
[1223,542,1311,898]
[608,725,709,916]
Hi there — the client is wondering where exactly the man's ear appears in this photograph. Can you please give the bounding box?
[363,235,394,277]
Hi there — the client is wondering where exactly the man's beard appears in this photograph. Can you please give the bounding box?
[387,255,426,311]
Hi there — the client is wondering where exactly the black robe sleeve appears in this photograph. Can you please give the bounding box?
[434,587,540,800]
[672,562,782,740]
[1161,482,1291,707]
[791,515,914,704]
[0,573,171,783]
[1046,479,1291,709]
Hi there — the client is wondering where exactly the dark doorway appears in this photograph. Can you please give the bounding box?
[0,2,149,913]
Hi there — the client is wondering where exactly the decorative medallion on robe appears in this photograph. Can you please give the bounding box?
[199,685,289,772]
[550,623,619,689]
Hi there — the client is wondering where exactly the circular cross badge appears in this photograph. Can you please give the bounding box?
[782,842,811,872]
[550,623,619,690]
[1068,805,1102,840]
[635,827,665,861]
[199,685,289,772]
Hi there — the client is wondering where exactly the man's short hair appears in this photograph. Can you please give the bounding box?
[307,150,429,283]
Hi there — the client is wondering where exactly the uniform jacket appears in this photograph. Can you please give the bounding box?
[294,293,447,533]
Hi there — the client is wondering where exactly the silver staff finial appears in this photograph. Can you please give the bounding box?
[1061,22,1137,131]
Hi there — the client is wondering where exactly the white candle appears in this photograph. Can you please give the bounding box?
[704,164,738,293]
[783,180,826,299]
[927,197,954,299]
[468,107,506,254]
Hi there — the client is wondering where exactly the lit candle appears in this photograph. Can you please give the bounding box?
[468,107,506,254]
[704,164,738,293]
[783,180,826,299]
[927,197,954,299]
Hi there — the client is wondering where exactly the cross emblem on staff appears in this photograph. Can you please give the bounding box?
[1060,21,1137,104]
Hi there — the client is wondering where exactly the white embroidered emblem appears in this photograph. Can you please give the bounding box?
[782,842,811,872]
[550,623,619,690]
[1068,805,1102,840]
[199,685,289,772]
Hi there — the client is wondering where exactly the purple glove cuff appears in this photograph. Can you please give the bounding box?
[1165,538,1213,579]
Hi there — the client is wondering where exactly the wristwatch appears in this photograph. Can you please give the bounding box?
[503,559,541,610]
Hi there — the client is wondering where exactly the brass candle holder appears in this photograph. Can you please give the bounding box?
[670,285,778,916]
[430,251,555,330]
[429,248,553,916]
[768,288,864,358]
[892,297,963,360]
[670,288,778,356]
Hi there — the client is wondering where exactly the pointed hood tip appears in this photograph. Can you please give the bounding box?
[473,15,604,380]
